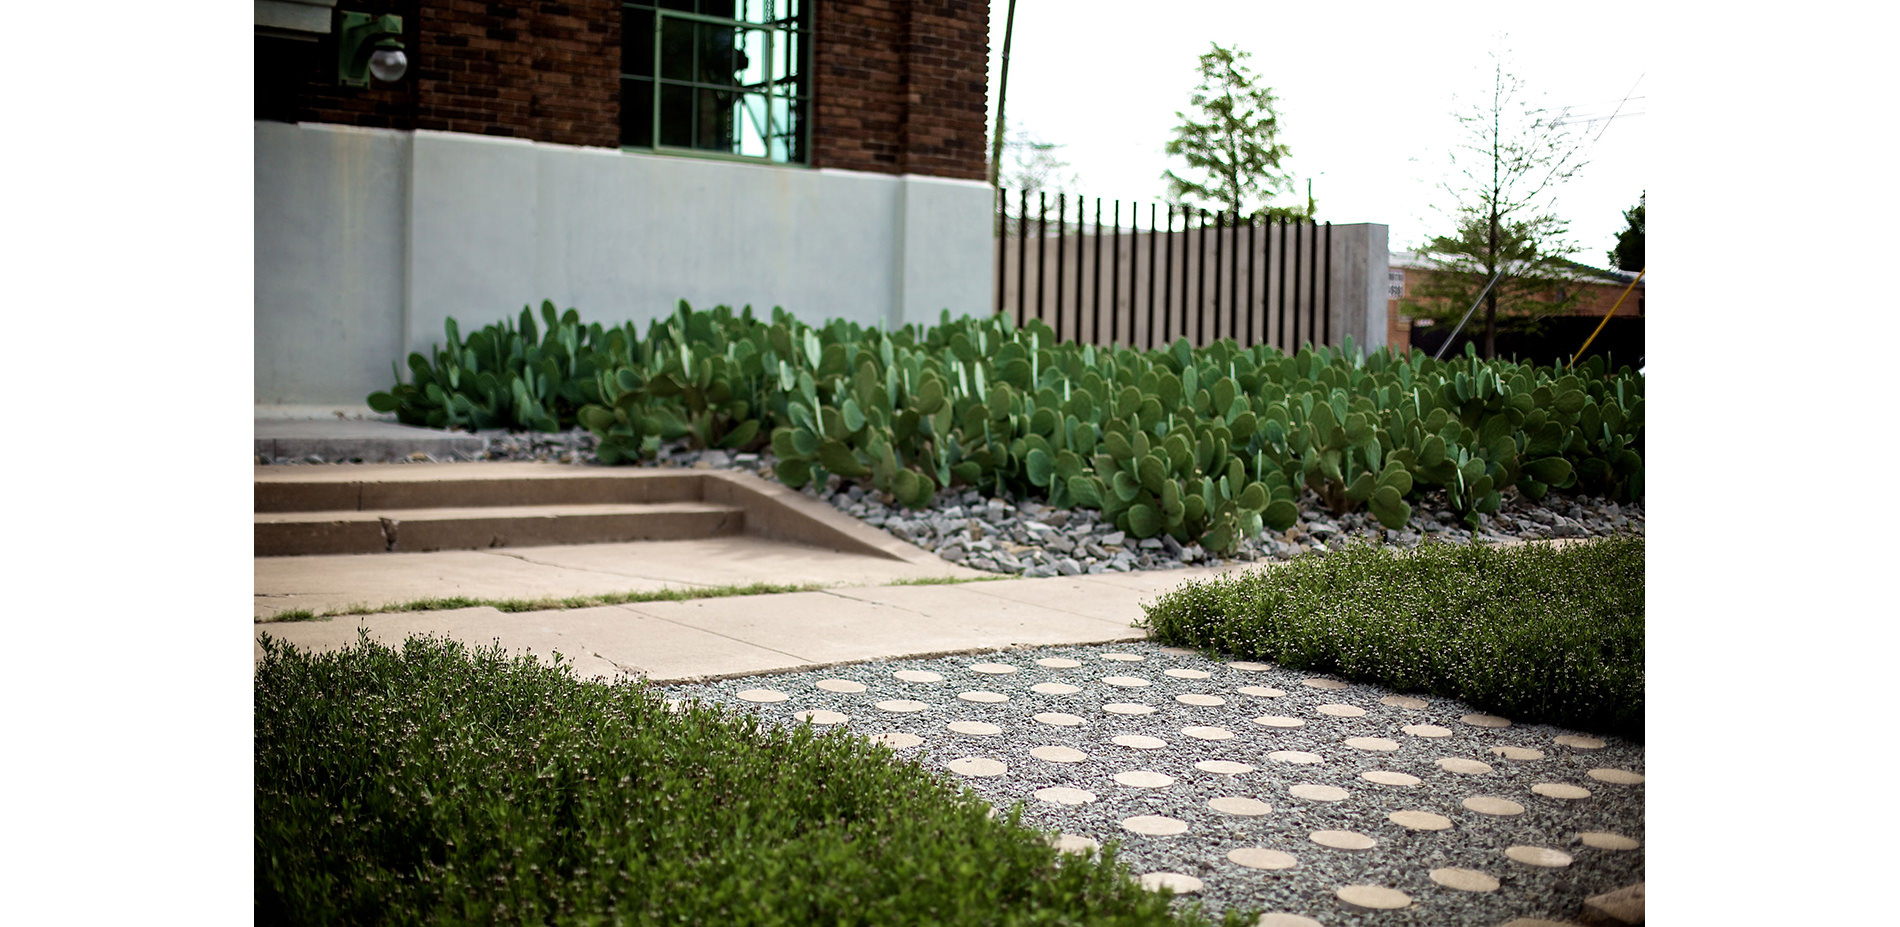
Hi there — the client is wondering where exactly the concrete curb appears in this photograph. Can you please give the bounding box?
[256,418,487,462]
[698,469,944,566]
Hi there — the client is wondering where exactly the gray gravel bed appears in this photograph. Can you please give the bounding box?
[262,430,1644,580]
[670,639,1644,926]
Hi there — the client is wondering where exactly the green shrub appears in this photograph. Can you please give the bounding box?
[1139,536,1644,739]
[368,301,627,433]
[370,301,1645,553]
[256,632,1249,926]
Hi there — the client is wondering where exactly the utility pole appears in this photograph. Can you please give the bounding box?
[1484,78,1501,360]
[988,0,1017,189]
[1485,202,1499,359]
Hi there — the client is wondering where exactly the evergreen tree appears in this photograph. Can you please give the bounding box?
[1162,43,1313,221]
[1609,192,1644,271]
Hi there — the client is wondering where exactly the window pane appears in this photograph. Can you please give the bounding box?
[659,82,693,147]
[655,0,692,11]
[699,0,736,17]
[736,28,767,89]
[621,79,654,147]
[695,87,736,152]
[735,92,769,159]
[769,95,798,162]
[696,22,753,88]
[773,28,803,93]
[621,8,654,77]
[659,15,693,82]
[770,27,788,85]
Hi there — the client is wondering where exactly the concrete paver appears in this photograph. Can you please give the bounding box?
[255,606,626,680]
[255,603,810,681]
[256,566,1247,682]
[820,583,1145,645]
[952,573,1201,627]
[623,584,1140,674]
[509,537,988,589]
[255,548,692,619]
[255,536,986,619]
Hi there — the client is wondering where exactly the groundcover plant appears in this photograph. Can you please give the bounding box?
[1140,535,1644,740]
[254,632,1255,926]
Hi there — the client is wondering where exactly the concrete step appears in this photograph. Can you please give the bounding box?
[256,502,745,556]
[255,461,948,565]
[256,469,704,513]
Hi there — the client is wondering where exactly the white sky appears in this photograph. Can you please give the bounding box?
[986,1,1647,267]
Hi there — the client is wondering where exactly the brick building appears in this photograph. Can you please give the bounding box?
[256,1,994,409]
[1385,251,1645,365]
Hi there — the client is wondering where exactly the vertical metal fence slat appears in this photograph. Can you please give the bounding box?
[1246,216,1257,348]
[1036,192,1048,330]
[1017,190,1028,328]
[995,187,1004,316]
[1276,218,1288,351]
[1170,206,1185,343]
[1162,205,1174,346]
[1185,213,1200,347]
[1111,200,1121,348]
[1307,220,1321,349]
[1055,194,1066,344]
[1322,221,1333,347]
[1212,211,1225,344]
[1175,210,1185,346]
[1147,204,1158,351]
[1296,220,1308,351]
[1092,198,1103,346]
[1228,210,1241,347]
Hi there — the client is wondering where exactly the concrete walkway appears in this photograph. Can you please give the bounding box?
[253,417,1252,681]
[255,551,1246,682]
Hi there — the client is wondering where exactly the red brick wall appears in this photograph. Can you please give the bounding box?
[260,1,989,178]
[261,1,620,148]
[410,0,620,146]
[811,0,991,180]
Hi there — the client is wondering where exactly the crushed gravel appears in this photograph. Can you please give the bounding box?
[261,428,1644,577]
[671,639,1645,926]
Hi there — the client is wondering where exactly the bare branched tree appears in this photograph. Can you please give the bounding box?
[1410,51,1588,358]
[996,130,1083,233]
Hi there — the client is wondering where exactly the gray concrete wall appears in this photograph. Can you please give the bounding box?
[255,123,410,407]
[256,122,996,408]
[1328,223,1390,353]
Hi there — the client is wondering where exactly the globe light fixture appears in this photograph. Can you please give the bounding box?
[337,12,407,88]
[367,46,408,83]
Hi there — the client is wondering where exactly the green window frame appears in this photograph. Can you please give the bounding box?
[621,1,809,164]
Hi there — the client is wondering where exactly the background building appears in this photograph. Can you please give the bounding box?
[1386,251,1645,367]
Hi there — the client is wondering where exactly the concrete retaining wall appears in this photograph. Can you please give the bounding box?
[256,121,995,407]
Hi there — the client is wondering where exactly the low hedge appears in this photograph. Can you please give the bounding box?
[1138,536,1644,739]
[255,633,1250,926]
